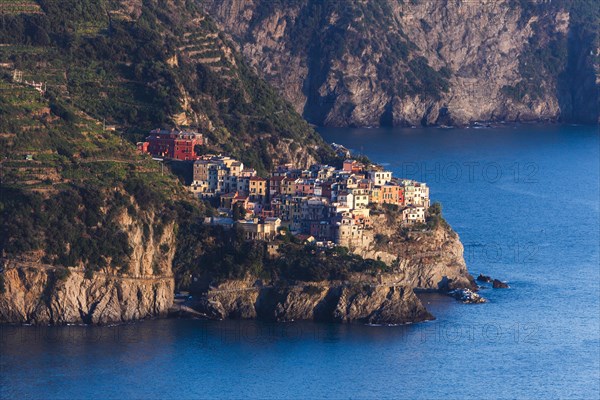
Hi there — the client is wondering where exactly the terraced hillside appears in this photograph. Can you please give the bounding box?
[0,0,331,174]
[0,0,334,291]
[0,1,43,15]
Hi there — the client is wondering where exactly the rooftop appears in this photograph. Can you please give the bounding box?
[149,128,202,139]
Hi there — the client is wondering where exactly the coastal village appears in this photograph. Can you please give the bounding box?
[138,129,431,249]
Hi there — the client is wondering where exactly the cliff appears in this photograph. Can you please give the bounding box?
[178,220,474,325]
[203,0,599,127]
[0,206,176,325]
[0,0,333,325]
[1,207,473,325]
[355,212,475,291]
[0,265,173,325]
[0,1,482,326]
[190,279,433,325]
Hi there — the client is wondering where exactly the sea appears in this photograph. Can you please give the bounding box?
[1,124,599,399]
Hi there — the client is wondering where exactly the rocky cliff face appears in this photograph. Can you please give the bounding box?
[191,279,433,325]
[356,214,475,290]
[202,0,599,126]
[183,220,473,324]
[0,212,472,325]
[0,210,176,325]
[0,266,173,325]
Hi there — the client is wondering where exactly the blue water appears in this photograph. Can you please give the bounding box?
[1,124,599,399]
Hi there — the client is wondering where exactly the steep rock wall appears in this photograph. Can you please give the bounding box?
[355,215,475,290]
[0,266,173,325]
[203,0,599,126]
[185,220,473,324]
[0,210,176,325]
[193,279,434,325]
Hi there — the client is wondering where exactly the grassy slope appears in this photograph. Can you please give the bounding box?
[0,69,197,274]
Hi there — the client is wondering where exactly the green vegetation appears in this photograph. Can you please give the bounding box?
[0,0,386,287]
[425,202,453,236]
[273,243,389,282]
[0,178,185,275]
[0,0,330,173]
[232,203,246,221]
[172,220,389,291]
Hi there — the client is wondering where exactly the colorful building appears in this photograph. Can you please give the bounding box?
[343,159,363,173]
[249,177,267,202]
[141,129,205,160]
[368,170,392,186]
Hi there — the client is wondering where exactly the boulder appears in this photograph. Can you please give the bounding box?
[492,279,509,289]
[447,288,486,304]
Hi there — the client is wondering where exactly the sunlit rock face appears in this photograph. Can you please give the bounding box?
[203,0,599,126]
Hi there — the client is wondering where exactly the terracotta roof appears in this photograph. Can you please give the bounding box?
[295,234,314,242]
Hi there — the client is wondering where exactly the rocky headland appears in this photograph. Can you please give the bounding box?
[0,212,476,326]
[203,0,599,127]
[178,218,476,325]
[187,278,433,325]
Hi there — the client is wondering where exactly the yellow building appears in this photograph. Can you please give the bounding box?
[370,186,382,204]
[281,178,296,196]
[249,177,267,201]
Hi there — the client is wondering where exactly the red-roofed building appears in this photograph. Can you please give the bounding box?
[343,160,363,173]
[142,129,205,160]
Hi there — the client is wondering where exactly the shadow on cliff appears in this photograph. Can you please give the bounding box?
[557,23,599,123]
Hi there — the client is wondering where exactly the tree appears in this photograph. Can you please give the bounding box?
[194,144,209,156]
[232,202,246,221]
[428,202,442,215]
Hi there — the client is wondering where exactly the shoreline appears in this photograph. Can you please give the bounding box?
[316,121,600,131]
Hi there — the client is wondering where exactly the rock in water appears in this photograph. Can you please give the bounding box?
[447,289,486,304]
[477,274,492,283]
[492,279,509,289]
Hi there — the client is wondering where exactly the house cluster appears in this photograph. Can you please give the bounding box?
[191,155,431,248]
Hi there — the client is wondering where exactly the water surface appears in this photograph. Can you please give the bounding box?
[1,124,598,399]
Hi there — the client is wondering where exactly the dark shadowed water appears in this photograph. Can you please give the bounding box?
[1,124,599,399]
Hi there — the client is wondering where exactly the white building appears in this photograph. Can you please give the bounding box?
[237,218,281,240]
[350,188,369,209]
[401,206,426,225]
[337,191,354,208]
[403,180,430,208]
[368,170,392,186]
